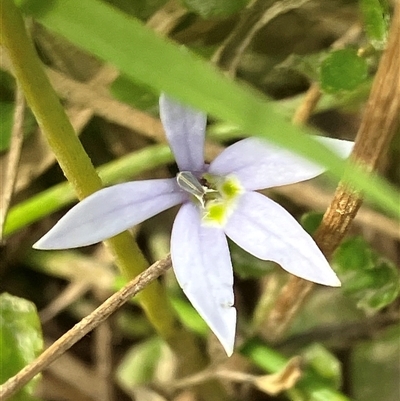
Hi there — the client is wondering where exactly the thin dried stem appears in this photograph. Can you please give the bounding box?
[0,255,172,400]
[213,0,311,75]
[0,86,25,239]
[46,68,167,143]
[263,3,400,342]
[170,356,302,396]
[93,288,115,401]
[146,0,187,34]
[272,182,400,240]
[291,82,322,125]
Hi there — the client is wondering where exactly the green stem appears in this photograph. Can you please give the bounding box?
[0,0,146,300]
[0,3,223,395]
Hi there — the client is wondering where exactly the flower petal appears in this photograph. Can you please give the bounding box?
[224,191,340,286]
[159,94,207,172]
[171,202,236,355]
[209,136,354,190]
[34,179,186,250]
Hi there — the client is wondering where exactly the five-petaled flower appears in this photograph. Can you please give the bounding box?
[34,94,353,356]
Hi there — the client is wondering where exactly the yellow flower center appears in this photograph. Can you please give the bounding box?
[177,171,244,227]
[201,174,243,227]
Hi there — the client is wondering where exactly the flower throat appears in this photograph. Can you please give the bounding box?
[176,171,243,226]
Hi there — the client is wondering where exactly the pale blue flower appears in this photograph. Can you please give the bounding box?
[34,94,353,355]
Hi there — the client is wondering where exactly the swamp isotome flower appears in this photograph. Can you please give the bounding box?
[34,94,353,355]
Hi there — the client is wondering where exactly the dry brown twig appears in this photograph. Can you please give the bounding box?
[263,3,400,342]
[0,255,172,400]
[146,0,187,33]
[170,356,302,396]
[93,288,115,401]
[213,0,312,75]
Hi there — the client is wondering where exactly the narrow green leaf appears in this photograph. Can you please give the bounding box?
[0,293,43,401]
[16,0,400,218]
[110,75,158,110]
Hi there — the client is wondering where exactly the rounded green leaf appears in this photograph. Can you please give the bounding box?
[333,237,400,313]
[240,339,352,401]
[181,0,249,18]
[320,49,368,93]
[359,0,389,50]
[0,293,43,401]
[356,261,399,311]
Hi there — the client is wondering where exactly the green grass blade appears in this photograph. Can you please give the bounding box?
[18,0,400,217]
